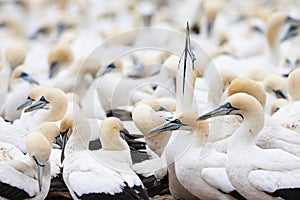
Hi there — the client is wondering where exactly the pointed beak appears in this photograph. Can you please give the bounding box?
[32,155,44,192]
[20,72,39,85]
[119,129,126,140]
[24,96,48,113]
[56,22,70,37]
[96,63,115,77]
[17,96,33,110]
[148,120,182,135]
[60,129,69,163]
[272,89,287,99]
[28,27,46,40]
[281,25,298,42]
[196,103,239,121]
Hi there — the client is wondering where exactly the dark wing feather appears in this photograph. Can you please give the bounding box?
[0,181,33,200]
[266,188,300,200]
[138,174,170,197]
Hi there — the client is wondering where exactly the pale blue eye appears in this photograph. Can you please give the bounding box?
[225,102,231,108]
[174,119,180,124]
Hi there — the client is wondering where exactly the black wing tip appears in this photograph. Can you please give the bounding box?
[266,188,300,200]
[0,181,32,200]
[76,184,149,200]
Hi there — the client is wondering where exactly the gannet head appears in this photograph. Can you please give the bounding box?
[287,68,300,101]
[227,77,266,107]
[17,86,47,110]
[5,42,26,70]
[0,17,22,36]
[48,44,73,78]
[197,93,264,134]
[132,104,169,137]
[26,132,51,191]
[24,88,67,121]
[280,50,300,77]
[100,117,129,151]
[266,12,300,49]
[35,122,60,144]
[11,65,39,86]
[263,75,287,99]
[96,59,123,77]
[203,0,221,36]
[270,98,288,115]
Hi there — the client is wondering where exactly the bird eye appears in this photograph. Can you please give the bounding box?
[225,102,232,108]
[285,58,290,64]
[174,119,180,124]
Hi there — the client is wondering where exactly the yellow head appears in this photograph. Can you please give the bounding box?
[227,78,266,107]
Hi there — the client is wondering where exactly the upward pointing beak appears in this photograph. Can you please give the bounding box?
[24,96,48,113]
[17,96,33,110]
[60,129,69,163]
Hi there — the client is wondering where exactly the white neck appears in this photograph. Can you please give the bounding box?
[228,113,264,150]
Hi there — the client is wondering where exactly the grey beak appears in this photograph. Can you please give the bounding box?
[281,25,298,42]
[29,27,47,40]
[49,61,61,78]
[60,129,69,164]
[148,119,183,135]
[96,63,116,77]
[32,155,44,192]
[272,89,287,99]
[56,22,70,37]
[196,102,239,121]
[17,96,33,110]
[20,72,39,85]
[24,96,48,113]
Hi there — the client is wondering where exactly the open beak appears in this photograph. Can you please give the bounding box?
[60,129,69,163]
[17,96,33,110]
[148,119,185,135]
[20,72,39,85]
[96,63,115,77]
[24,96,48,112]
[196,103,240,121]
[272,89,287,99]
[49,61,61,78]
[32,155,44,192]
